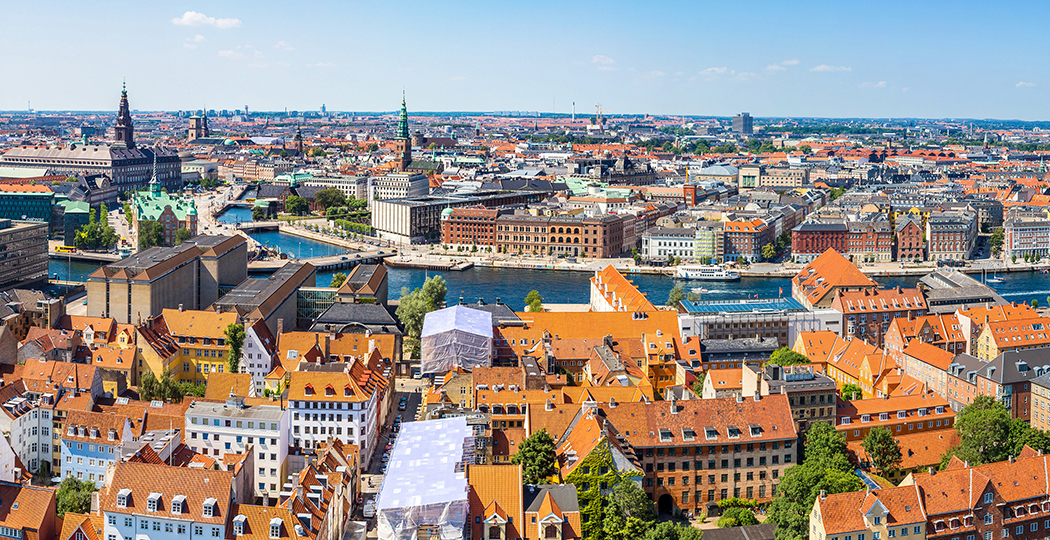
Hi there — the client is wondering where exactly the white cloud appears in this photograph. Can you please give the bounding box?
[254,50,265,58]
[597,66,616,71]
[810,64,852,72]
[218,50,244,60]
[700,67,728,76]
[1017,81,1037,88]
[734,72,759,81]
[860,81,887,88]
[274,40,295,51]
[766,59,799,71]
[675,71,683,76]
[172,11,241,29]
[447,76,466,81]
[308,62,336,68]
[249,62,268,69]
[276,62,291,68]
[643,70,665,78]
[592,55,615,64]
[183,34,206,49]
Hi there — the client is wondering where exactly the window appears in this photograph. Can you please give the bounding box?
[545,524,559,539]
[489,526,501,539]
[984,492,993,504]
[984,515,992,525]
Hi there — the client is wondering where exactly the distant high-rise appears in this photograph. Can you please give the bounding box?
[114,82,135,149]
[732,112,753,135]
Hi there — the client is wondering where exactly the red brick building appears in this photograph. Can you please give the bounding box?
[791,221,848,263]
[895,217,924,261]
[724,218,774,262]
[440,206,502,247]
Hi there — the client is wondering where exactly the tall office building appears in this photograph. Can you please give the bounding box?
[733,112,753,135]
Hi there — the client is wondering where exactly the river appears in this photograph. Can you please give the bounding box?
[49,221,1050,307]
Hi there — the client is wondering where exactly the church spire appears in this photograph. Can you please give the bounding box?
[397,92,409,140]
[115,80,135,149]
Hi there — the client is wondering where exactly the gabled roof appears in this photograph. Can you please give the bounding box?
[793,248,876,305]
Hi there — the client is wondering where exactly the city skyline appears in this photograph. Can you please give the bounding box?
[4,1,1050,119]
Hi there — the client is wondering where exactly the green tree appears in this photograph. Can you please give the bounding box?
[666,284,686,307]
[691,371,707,397]
[56,477,96,518]
[642,521,703,540]
[762,243,777,260]
[511,429,557,484]
[252,207,267,221]
[718,506,759,528]
[315,187,347,210]
[861,426,902,478]
[768,346,811,366]
[225,323,245,375]
[421,275,447,308]
[1033,299,1040,308]
[330,272,348,288]
[309,147,327,157]
[366,142,379,152]
[990,227,1004,250]
[609,479,655,521]
[174,227,192,244]
[139,370,187,403]
[138,221,164,249]
[395,287,429,339]
[525,290,543,312]
[284,195,309,215]
[840,383,863,401]
[768,422,864,540]
[940,395,1015,467]
[799,145,813,154]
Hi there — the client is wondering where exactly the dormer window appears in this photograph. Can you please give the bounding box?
[344,386,353,397]
[861,414,871,423]
[147,493,160,512]
[203,497,217,518]
[659,429,672,442]
[935,406,945,414]
[171,495,185,514]
[897,411,905,419]
[749,425,762,437]
[304,385,314,396]
[325,385,334,397]
[879,413,889,421]
[727,426,741,439]
[840,417,851,425]
[233,515,247,536]
[270,517,283,539]
[117,488,131,508]
[705,428,717,440]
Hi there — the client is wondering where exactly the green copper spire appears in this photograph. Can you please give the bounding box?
[396,92,409,140]
[122,78,127,97]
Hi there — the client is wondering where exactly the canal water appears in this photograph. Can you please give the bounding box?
[49,225,1050,307]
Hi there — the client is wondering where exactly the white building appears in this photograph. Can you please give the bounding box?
[242,320,276,397]
[303,174,369,200]
[641,227,696,260]
[288,369,381,467]
[99,461,235,540]
[0,389,54,474]
[367,173,428,205]
[184,394,289,502]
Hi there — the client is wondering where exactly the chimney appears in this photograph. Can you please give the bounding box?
[545,399,553,411]
[670,395,678,414]
[178,304,184,312]
[753,392,761,402]
[278,318,284,335]
[1009,454,1014,463]
[609,398,617,408]
[819,490,826,500]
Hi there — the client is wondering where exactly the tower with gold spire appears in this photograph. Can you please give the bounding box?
[114,80,135,149]
[394,93,412,171]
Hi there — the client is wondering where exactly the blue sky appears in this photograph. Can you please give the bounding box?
[2,0,1049,119]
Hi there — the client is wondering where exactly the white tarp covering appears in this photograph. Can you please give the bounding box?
[376,417,473,540]
[420,305,493,374]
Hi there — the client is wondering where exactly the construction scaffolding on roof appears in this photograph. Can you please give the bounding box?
[376,417,474,540]
[420,305,493,374]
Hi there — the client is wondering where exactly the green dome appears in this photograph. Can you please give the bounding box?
[441,207,455,217]
[223,139,236,146]
[187,206,198,215]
